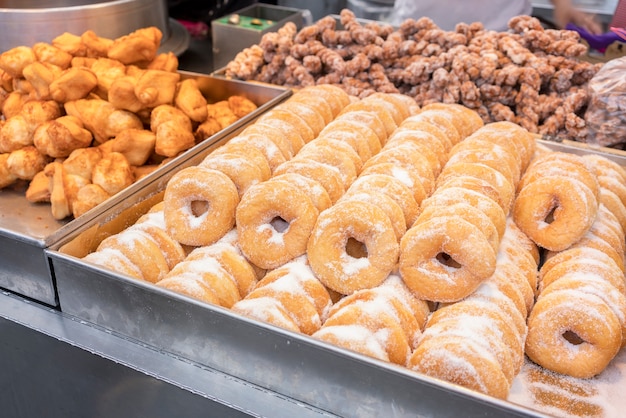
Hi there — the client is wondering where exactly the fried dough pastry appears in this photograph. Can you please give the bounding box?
[91,151,134,195]
[72,183,111,218]
[25,170,50,202]
[48,161,91,220]
[206,100,238,129]
[0,153,18,188]
[227,95,258,118]
[174,78,207,122]
[49,67,98,102]
[0,46,37,78]
[32,42,73,70]
[62,147,103,181]
[108,27,163,65]
[64,97,143,144]
[33,115,93,158]
[99,128,155,166]
[134,69,180,108]
[150,104,195,157]
[6,145,50,180]
[22,61,62,100]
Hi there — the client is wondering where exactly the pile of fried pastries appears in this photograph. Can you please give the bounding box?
[81,86,626,406]
[225,9,602,143]
[0,27,257,219]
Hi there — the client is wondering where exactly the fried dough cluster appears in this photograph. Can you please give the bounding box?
[0,27,257,219]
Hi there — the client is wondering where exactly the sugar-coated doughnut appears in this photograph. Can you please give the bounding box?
[300,137,363,174]
[436,162,515,215]
[297,84,351,117]
[200,152,267,198]
[408,333,510,400]
[258,107,315,143]
[323,302,410,365]
[270,172,332,213]
[96,228,170,283]
[294,141,358,188]
[340,191,407,241]
[360,162,428,207]
[405,110,461,145]
[421,103,484,138]
[275,100,327,137]
[211,140,272,181]
[156,275,221,305]
[231,296,301,333]
[421,186,506,239]
[525,289,622,378]
[236,177,319,269]
[226,132,287,173]
[307,199,399,295]
[164,258,241,308]
[185,243,258,298]
[164,166,239,247]
[320,116,382,158]
[384,129,445,176]
[132,223,187,270]
[335,109,388,145]
[513,175,598,251]
[348,174,420,226]
[83,247,144,280]
[312,325,390,362]
[339,98,398,137]
[273,158,345,204]
[239,123,296,161]
[399,215,497,302]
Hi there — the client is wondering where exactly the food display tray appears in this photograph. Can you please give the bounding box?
[47,138,626,417]
[0,73,290,306]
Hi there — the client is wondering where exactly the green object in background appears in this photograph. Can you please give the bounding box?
[218,14,275,31]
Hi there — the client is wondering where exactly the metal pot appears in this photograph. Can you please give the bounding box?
[0,0,189,55]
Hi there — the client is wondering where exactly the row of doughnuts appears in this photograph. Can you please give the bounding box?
[408,219,539,399]
[161,84,348,248]
[312,275,430,365]
[83,201,186,283]
[399,121,535,303]
[231,255,333,335]
[236,92,414,270]
[307,103,483,296]
[525,153,626,379]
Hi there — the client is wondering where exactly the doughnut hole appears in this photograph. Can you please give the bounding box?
[346,237,368,259]
[562,330,585,345]
[270,216,289,233]
[435,252,463,269]
[190,199,209,217]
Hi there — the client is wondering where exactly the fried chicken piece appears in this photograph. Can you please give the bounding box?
[91,151,134,195]
[49,67,98,102]
[99,128,155,166]
[62,147,102,180]
[107,27,163,65]
[0,46,36,78]
[134,69,180,108]
[72,183,111,218]
[6,145,50,180]
[174,78,207,122]
[25,170,50,202]
[33,115,93,158]
[0,153,18,189]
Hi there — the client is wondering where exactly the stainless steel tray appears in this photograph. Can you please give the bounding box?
[0,73,290,306]
[47,137,624,417]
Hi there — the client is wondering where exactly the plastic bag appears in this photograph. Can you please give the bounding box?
[585,56,626,148]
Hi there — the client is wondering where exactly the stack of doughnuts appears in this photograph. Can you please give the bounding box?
[307,103,477,295]
[399,121,534,303]
[161,85,348,248]
[236,92,412,269]
[408,220,538,399]
[83,201,186,283]
[525,154,626,379]
[231,255,333,335]
[155,229,260,308]
[513,152,600,251]
[312,275,430,365]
